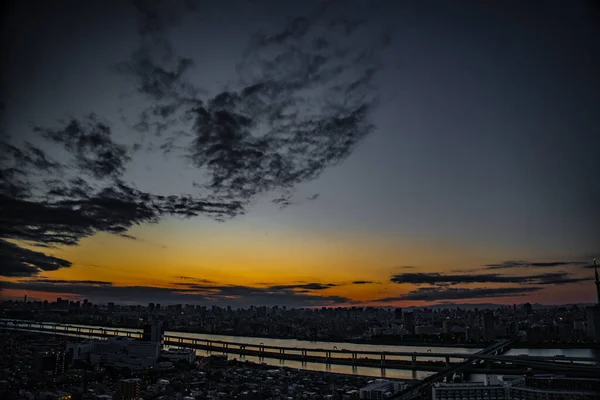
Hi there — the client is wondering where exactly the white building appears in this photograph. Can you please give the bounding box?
[359,380,406,400]
[160,348,195,363]
[432,377,507,400]
[66,341,92,362]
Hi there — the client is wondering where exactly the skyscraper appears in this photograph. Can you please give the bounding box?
[482,311,495,341]
[594,259,599,306]
[142,323,164,344]
[114,378,141,400]
[403,311,415,334]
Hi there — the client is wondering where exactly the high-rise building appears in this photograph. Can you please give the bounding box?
[394,308,403,321]
[148,303,155,312]
[114,378,141,400]
[508,374,600,400]
[432,377,507,400]
[482,311,495,341]
[403,312,415,334]
[34,350,65,375]
[107,302,115,313]
[359,380,406,399]
[594,259,599,306]
[142,324,164,344]
[586,306,600,341]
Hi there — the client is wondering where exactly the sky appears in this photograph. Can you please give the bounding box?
[1,0,599,307]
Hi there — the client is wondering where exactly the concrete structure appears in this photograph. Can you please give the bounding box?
[586,306,600,341]
[594,259,599,306]
[66,341,92,363]
[403,312,415,334]
[161,348,196,363]
[507,374,600,400]
[142,323,163,344]
[360,380,406,399]
[483,311,495,342]
[114,378,141,400]
[89,337,159,371]
[432,377,507,400]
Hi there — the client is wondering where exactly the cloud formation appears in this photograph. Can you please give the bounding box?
[484,260,589,270]
[389,272,589,286]
[0,240,72,277]
[2,279,350,308]
[121,1,385,206]
[375,286,542,302]
[0,0,387,279]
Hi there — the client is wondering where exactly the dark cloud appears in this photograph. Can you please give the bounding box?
[352,280,375,285]
[375,286,542,302]
[24,279,112,286]
[36,116,131,180]
[0,1,387,281]
[485,260,588,270]
[398,266,416,269]
[0,1,386,282]
[2,279,350,307]
[389,272,590,286]
[177,276,216,284]
[268,283,337,291]
[121,0,385,206]
[0,239,72,277]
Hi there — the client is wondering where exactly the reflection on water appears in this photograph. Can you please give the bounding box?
[3,320,598,380]
[163,345,431,380]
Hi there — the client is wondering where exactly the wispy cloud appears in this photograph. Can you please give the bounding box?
[484,260,588,270]
[375,286,542,302]
[0,0,388,280]
[389,272,590,286]
[3,279,351,307]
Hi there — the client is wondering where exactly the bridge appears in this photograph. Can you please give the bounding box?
[390,337,600,399]
[1,320,598,376]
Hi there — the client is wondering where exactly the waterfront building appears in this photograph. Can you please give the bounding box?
[359,380,406,399]
[483,311,496,341]
[113,378,141,400]
[508,374,600,400]
[432,377,507,400]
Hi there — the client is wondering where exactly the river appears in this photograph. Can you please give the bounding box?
[2,319,599,381]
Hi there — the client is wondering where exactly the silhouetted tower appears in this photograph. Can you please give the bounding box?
[594,259,599,306]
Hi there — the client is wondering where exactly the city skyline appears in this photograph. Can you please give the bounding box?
[1,0,599,307]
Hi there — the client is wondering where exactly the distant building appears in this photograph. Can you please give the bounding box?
[142,323,164,344]
[66,341,92,364]
[482,311,495,341]
[508,374,600,400]
[107,302,115,313]
[442,320,450,334]
[394,308,402,321]
[432,377,507,400]
[34,350,65,375]
[89,337,159,370]
[160,348,195,363]
[403,312,415,334]
[38,391,71,400]
[586,305,600,341]
[359,380,405,400]
[114,378,141,400]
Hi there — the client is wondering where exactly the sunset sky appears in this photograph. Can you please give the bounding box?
[1,0,599,307]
